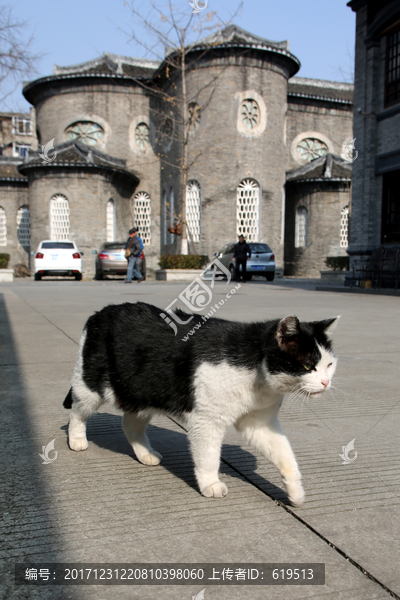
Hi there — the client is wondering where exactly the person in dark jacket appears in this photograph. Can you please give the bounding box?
[124,228,144,283]
[232,235,251,282]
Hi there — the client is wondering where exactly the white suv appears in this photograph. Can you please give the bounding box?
[34,240,83,281]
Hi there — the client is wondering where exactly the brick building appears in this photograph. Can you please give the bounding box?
[0,26,354,278]
[347,0,400,266]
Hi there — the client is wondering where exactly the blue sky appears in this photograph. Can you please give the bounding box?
[5,0,355,113]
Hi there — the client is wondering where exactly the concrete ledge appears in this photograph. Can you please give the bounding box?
[155,269,204,282]
[320,270,347,283]
[0,269,14,282]
[316,285,400,296]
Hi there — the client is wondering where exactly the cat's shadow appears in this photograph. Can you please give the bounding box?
[60,412,287,503]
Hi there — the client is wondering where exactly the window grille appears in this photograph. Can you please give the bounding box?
[65,122,104,146]
[295,206,308,248]
[133,192,151,246]
[0,207,7,246]
[50,195,70,240]
[237,179,259,242]
[340,206,349,248]
[241,99,259,130]
[296,138,328,162]
[16,206,30,247]
[386,27,400,108]
[106,199,116,242]
[186,180,201,242]
[135,123,150,149]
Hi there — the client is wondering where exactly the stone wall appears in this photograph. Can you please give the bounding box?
[26,168,136,278]
[0,182,29,269]
[158,50,293,271]
[284,181,351,277]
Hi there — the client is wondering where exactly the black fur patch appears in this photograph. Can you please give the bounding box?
[63,388,73,409]
[67,302,336,414]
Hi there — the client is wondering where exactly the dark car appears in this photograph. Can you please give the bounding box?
[212,242,275,281]
[95,242,146,280]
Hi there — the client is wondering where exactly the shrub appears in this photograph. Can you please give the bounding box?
[0,253,10,269]
[324,256,349,271]
[158,254,209,270]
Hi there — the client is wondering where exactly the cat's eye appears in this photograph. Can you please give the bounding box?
[328,363,332,368]
[303,364,311,371]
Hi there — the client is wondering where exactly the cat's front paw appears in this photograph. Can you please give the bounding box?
[137,451,162,466]
[201,481,228,498]
[69,437,89,451]
[287,487,305,507]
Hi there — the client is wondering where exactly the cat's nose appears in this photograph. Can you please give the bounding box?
[321,378,329,388]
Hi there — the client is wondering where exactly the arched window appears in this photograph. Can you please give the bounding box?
[340,206,349,248]
[106,199,116,242]
[237,179,260,242]
[50,195,70,240]
[133,192,151,246]
[0,207,7,246]
[16,206,30,247]
[169,187,174,243]
[186,180,201,243]
[295,206,308,248]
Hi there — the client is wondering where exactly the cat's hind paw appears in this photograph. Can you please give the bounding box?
[137,451,162,466]
[69,437,89,452]
[201,481,228,498]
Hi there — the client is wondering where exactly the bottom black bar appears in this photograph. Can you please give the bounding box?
[15,563,325,585]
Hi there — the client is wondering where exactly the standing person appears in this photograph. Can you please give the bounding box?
[124,228,144,283]
[232,234,251,282]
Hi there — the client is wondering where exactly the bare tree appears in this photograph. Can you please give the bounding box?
[125,0,241,254]
[0,5,42,104]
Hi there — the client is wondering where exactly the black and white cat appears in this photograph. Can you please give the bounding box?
[64,302,338,506]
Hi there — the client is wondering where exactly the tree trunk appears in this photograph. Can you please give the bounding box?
[180,30,188,255]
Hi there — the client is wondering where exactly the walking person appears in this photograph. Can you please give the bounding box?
[124,228,144,283]
[232,234,252,282]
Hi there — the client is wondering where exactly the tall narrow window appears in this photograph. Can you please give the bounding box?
[16,206,30,247]
[237,179,259,242]
[162,191,167,245]
[106,199,116,242]
[186,180,201,242]
[340,206,349,248]
[385,27,400,108]
[169,187,174,243]
[295,206,308,248]
[133,192,151,246]
[0,207,7,246]
[50,195,70,240]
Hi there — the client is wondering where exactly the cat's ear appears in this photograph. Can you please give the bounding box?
[275,315,300,352]
[317,316,341,336]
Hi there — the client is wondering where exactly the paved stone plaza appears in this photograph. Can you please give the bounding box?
[1,278,399,600]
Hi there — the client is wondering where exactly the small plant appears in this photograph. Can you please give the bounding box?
[324,256,349,271]
[0,254,10,269]
[159,254,209,270]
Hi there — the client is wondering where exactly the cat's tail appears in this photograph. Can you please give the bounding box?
[63,387,73,409]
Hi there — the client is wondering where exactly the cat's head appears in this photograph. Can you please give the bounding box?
[266,315,339,396]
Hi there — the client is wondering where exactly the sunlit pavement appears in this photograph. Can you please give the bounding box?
[1,278,399,600]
